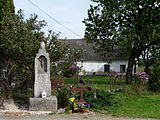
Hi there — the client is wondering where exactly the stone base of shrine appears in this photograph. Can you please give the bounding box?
[29,96,57,111]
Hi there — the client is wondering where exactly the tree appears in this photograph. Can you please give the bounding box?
[45,31,83,76]
[0,10,47,96]
[57,46,82,77]
[142,44,160,74]
[0,10,82,98]
[83,0,160,84]
[0,0,15,20]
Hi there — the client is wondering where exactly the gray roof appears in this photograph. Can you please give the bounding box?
[58,39,129,61]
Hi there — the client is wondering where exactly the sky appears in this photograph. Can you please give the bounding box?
[14,0,92,39]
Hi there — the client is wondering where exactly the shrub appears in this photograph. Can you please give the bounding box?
[51,75,71,108]
[122,85,148,96]
[126,72,149,95]
[51,85,71,108]
[148,62,160,92]
[51,75,66,89]
[63,64,80,77]
[12,88,33,99]
[134,72,149,82]
[84,89,119,110]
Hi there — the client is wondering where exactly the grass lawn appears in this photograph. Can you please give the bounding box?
[109,94,160,119]
[63,76,160,119]
[63,76,125,90]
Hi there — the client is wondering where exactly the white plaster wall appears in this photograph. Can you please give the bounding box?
[77,60,128,73]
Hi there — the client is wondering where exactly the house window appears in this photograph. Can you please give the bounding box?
[104,64,110,72]
[120,65,126,73]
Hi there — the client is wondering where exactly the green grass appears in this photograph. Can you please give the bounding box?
[63,76,79,84]
[109,94,160,119]
[63,75,160,119]
[63,76,125,90]
[81,76,110,90]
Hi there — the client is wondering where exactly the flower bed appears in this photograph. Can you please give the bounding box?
[65,97,90,113]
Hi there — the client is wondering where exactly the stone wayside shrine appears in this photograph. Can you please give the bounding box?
[29,42,57,111]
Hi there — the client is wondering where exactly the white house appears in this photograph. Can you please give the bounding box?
[59,39,129,74]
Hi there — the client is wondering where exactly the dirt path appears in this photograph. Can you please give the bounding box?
[0,112,157,120]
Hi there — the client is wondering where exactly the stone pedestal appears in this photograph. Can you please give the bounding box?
[29,96,57,111]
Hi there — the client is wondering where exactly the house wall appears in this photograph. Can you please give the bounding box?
[77,60,128,73]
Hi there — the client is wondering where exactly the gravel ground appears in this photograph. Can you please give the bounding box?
[0,111,157,120]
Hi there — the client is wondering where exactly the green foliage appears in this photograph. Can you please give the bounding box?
[0,10,82,98]
[122,85,148,96]
[84,89,119,111]
[46,32,70,63]
[0,10,46,66]
[0,10,47,97]
[55,48,82,77]
[51,86,70,108]
[84,0,160,54]
[63,76,78,85]
[65,105,73,111]
[46,32,82,78]
[47,35,83,77]
[138,59,144,67]
[63,65,80,77]
[12,88,33,99]
[0,0,15,20]
[51,89,59,96]
[83,0,160,82]
[51,75,65,89]
[148,61,160,92]
[142,45,160,73]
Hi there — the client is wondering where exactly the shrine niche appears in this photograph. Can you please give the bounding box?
[38,56,47,73]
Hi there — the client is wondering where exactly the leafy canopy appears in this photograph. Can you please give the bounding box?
[84,0,160,58]
[0,10,82,97]
[0,0,15,20]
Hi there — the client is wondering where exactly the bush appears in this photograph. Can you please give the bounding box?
[124,72,149,96]
[63,65,80,77]
[51,85,71,108]
[12,88,33,99]
[148,62,160,92]
[122,85,148,96]
[51,76,72,108]
[84,89,119,110]
[51,75,66,89]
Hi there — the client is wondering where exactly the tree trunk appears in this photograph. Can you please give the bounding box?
[126,47,143,84]
[144,62,152,74]
[126,57,135,84]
